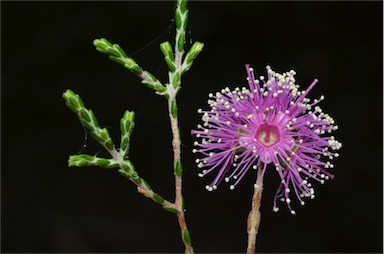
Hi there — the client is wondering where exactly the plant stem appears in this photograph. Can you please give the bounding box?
[109,147,175,207]
[167,95,194,253]
[162,0,194,252]
[247,166,264,254]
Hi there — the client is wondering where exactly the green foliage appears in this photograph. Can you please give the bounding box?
[120,111,135,159]
[177,31,185,52]
[176,160,183,177]
[153,193,165,204]
[161,41,177,72]
[63,90,140,180]
[68,155,119,169]
[183,228,192,245]
[65,0,202,251]
[160,41,175,61]
[93,38,143,75]
[141,178,153,191]
[163,205,179,214]
[178,0,187,13]
[171,98,178,118]
[182,42,204,74]
[63,90,114,151]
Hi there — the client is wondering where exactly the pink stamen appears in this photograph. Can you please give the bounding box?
[290,79,318,116]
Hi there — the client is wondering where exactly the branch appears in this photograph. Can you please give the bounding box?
[93,38,167,95]
[63,90,175,211]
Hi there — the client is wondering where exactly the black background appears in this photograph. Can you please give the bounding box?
[2,1,383,253]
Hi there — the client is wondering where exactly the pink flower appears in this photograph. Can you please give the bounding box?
[192,65,342,213]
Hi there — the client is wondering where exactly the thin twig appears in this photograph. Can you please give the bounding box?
[110,147,175,208]
[169,112,193,253]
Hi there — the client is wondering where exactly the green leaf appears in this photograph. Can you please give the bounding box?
[107,48,121,58]
[88,110,99,127]
[172,71,180,88]
[79,118,93,131]
[153,193,165,204]
[125,58,138,68]
[107,161,120,168]
[68,155,118,169]
[98,128,110,141]
[93,39,109,53]
[63,89,83,112]
[175,9,182,30]
[163,205,179,214]
[141,178,152,191]
[118,168,129,178]
[176,159,183,177]
[130,65,143,75]
[182,42,204,74]
[185,42,204,64]
[160,41,174,61]
[96,158,110,167]
[144,71,157,82]
[178,0,187,14]
[171,98,178,118]
[109,56,126,66]
[80,109,91,122]
[121,161,135,175]
[120,110,135,158]
[94,38,112,49]
[68,96,80,109]
[183,228,192,245]
[142,80,156,90]
[78,154,94,161]
[115,44,127,58]
[141,80,166,94]
[120,137,129,153]
[165,57,176,72]
[105,140,114,150]
[183,10,189,30]
[177,31,185,52]
[154,83,167,94]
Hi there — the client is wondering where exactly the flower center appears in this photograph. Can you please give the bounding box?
[256,123,280,147]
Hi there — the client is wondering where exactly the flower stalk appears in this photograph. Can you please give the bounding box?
[247,165,264,254]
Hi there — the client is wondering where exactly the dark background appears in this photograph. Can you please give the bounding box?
[2,1,383,253]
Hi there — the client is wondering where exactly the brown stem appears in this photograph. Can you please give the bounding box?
[247,167,264,254]
[169,102,194,253]
[110,148,175,207]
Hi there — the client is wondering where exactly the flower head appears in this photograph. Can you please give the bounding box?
[192,65,341,213]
